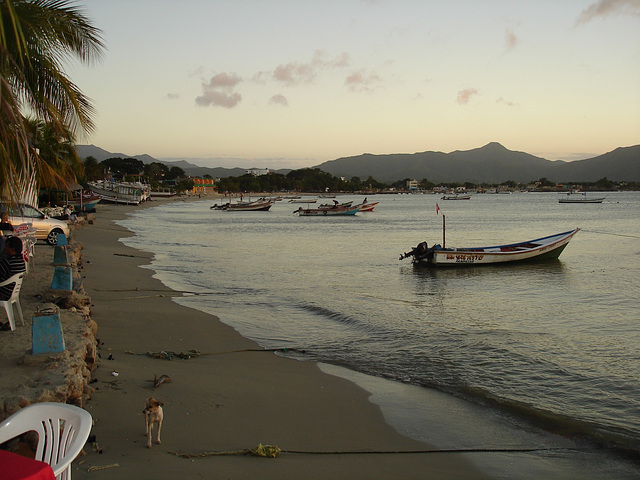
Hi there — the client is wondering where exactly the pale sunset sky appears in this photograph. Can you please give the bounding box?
[70,0,640,169]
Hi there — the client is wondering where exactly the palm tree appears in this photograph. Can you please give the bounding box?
[0,0,104,205]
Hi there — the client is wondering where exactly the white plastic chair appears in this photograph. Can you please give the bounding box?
[0,402,93,480]
[0,272,25,331]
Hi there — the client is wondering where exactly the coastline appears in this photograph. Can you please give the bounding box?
[67,198,489,479]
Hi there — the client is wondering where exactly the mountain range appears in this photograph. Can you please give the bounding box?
[76,142,640,184]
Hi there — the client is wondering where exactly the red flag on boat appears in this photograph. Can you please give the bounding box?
[436,203,441,215]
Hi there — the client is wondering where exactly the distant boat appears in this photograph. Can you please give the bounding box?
[294,205,360,216]
[441,194,471,200]
[289,198,317,203]
[318,201,353,210]
[559,192,605,204]
[400,229,579,266]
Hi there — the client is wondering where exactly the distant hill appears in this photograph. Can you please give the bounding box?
[314,142,640,183]
[75,145,248,178]
[76,142,640,184]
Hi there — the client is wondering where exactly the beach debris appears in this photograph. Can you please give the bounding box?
[153,374,172,388]
[111,371,119,377]
[107,354,114,360]
[124,347,305,360]
[170,443,281,459]
[87,464,119,472]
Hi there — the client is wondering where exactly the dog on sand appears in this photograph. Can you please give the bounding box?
[143,397,163,448]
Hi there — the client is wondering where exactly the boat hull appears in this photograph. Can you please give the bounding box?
[403,229,579,267]
[225,200,274,211]
[295,205,360,216]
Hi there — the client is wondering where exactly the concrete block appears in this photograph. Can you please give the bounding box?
[32,310,65,354]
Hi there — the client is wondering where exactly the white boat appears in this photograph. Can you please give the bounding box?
[559,192,605,204]
[88,180,150,205]
[400,229,579,266]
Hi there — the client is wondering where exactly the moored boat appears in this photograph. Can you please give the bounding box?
[359,201,379,212]
[441,194,471,200]
[294,205,360,216]
[211,199,275,211]
[400,229,579,266]
[559,192,605,203]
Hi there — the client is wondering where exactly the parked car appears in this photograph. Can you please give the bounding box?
[1,203,70,245]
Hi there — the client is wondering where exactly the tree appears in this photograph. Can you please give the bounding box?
[0,0,104,204]
[167,166,185,180]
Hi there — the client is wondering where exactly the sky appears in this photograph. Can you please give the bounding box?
[69,0,640,169]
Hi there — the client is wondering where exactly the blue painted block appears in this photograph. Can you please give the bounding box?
[52,245,68,265]
[56,233,68,246]
[51,266,72,290]
[32,312,65,354]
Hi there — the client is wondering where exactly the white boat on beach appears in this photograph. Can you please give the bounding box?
[88,180,150,205]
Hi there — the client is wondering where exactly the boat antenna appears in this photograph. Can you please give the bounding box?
[436,203,445,248]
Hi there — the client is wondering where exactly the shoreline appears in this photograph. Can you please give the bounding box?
[68,197,489,479]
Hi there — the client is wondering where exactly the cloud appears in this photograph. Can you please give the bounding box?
[345,70,382,93]
[456,88,479,105]
[576,0,640,25]
[505,28,518,51]
[269,94,288,106]
[196,73,242,108]
[269,50,351,86]
[496,97,518,107]
[166,93,180,100]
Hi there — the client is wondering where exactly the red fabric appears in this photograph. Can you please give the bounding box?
[0,449,55,480]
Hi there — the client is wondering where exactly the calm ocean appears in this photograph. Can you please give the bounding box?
[118,191,639,478]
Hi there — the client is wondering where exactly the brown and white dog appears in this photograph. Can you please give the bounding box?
[143,397,163,448]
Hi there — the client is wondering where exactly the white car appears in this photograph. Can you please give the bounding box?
[2,203,71,245]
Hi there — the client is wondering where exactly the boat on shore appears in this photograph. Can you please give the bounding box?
[67,193,101,212]
[294,205,360,216]
[559,192,605,204]
[88,180,150,205]
[289,198,317,203]
[400,229,579,266]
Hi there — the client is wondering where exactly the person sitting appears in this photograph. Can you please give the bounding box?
[0,211,13,232]
[0,237,26,330]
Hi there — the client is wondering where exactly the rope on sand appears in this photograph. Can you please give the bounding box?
[170,444,282,459]
[170,445,585,459]
[87,463,120,472]
[125,347,304,360]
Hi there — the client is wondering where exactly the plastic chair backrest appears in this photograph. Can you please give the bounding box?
[0,402,92,480]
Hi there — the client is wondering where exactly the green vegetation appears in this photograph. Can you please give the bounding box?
[1,0,105,205]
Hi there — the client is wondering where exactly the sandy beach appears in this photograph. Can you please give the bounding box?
[51,198,488,479]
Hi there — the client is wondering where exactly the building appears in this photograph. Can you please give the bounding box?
[246,168,270,176]
[406,179,419,190]
[191,178,218,195]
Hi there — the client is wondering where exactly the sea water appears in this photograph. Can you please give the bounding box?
[118,191,640,478]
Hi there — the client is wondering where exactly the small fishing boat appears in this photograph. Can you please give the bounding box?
[294,205,360,216]
[289,198,317,203]
[318,201,353,210]
[559,192,605,204]
[67,193,101,212]
[441,194,471,200]
[359,201,379,212]
[400,228,579,266]
[212,199,275,211]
